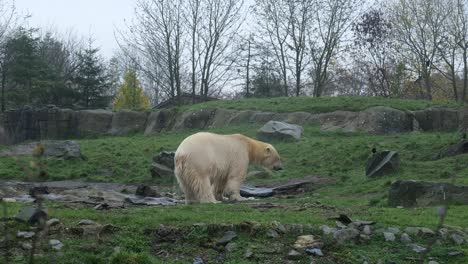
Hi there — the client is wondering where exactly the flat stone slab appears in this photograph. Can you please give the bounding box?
[0,140,82,159]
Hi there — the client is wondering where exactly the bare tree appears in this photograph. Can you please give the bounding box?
[309,0,359,97]
[390,0,449,100]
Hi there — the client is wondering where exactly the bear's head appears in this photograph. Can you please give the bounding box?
[261,144,283,171]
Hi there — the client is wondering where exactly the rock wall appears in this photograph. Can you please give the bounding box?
[1,106,466,145]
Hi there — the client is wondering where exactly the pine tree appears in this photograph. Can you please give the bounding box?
[113,70,150,111]
[74,40,110,108]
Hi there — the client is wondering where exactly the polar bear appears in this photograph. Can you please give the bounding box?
[174,132,283,204]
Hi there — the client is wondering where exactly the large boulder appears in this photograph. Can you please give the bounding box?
[257,121,303,142]
[413,107,460,131]
[144,109,178,135]
[365,150,400,178]
[435,140,468,159]
[388,180,468,207]
[150,151,175,178]
[210,108,237,129]
[0,140,83,160]
[319,107,413,134]
[109,110,148,136]
[78,110,113,137]
[285,112,315,125]
[172,108,216,131]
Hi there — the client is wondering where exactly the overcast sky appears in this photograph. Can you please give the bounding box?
[15,0,136,58]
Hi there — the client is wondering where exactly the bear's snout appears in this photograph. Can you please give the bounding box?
[273,165,284,171]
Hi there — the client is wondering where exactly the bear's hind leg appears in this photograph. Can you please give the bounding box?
[188,176,218,204]
[224,179,247,202]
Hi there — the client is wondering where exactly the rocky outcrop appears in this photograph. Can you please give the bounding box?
[0,140,83,160]
[1,105,466,145]
[257,121,303,142]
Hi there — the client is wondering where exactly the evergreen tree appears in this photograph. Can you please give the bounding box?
[251,64,284,98]
[74,40,110,108]
[113,70,150,110]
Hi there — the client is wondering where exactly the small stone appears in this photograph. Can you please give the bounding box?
[383,232,396,242]
[288,224,303,234]
[448,251,464,257]
[428,261,439,264]
[400,233,411,244]
[387,227,400,234]
[193,256,205,264]
[49,239,64,250]
[336,221,347,229]
[216,231,237,246]
[419,227,435,236]
[362,225,372,235]
[451,234,464,245]
[293,235,320,250]
[225,242,237,252]
[244,248,254,258]
[46,218,61,227]
[2,198,16,202]
[78,219,96,226]
[320,225,336,235]
[374,228,385,233]
[333,228,360,243]
[287,249,301,260]
[438,228,449,239]
[408,243,426,253]
[21,243,33,250]
[360,234,371,240]
[271,221,287,233]
[17,231,35,239]
[404,227,420,235]
[266,229,279,238]
[305,248,323,257]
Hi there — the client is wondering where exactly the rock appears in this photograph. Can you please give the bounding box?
[150,163,174,178]
[78,219,96,226]
[46,218,61,227]
[240,186,274,197]
[388,180,468,207]
[305,248,324,257]
[400,233,412,244]
[404,227,420,235]
[225,242,237,252]
[435,140,468,159]
[244,247,254,258]
[366,150,400,178]
[29,186,49,198]
[413,107,460,132]
[266,229,279,238]
[0,140,83,160]
[173,108,216,130]
[447,251,464,257]
[15,206,48,224]
[408,243,426,253]
[419,227,435,236]
[21,242,33,250]
[383,232,396,242]
[333,228,360,243]
[287,249,302,260]
[387,227,400,234]
[271,221,287,233]
[78,109,113,137]
[451,234,464,245]
[293,235,320,250]
[257,121,303,142]
[362,225,372,235]
[135,185,158,197]
[109,110,148,136]
[438,228,449,239]
[124,196,179,206]
[216,231,237,246]
[144,110,177,135]
[288,224,304,234]
[428,261,439,264]
[193,256,205,264]
[319,107,413,134]
[320,225,337,235]
[49,239,64,250]
[152,151,175,169]
[17,231,35,239]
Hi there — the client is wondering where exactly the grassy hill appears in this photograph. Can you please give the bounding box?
[1,97,467,263]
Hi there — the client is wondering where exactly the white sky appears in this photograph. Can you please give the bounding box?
[15,0,136,58]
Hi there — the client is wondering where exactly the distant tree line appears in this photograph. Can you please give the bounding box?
[2,0,468,112]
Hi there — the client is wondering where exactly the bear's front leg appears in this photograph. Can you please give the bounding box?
[225,178,247,202]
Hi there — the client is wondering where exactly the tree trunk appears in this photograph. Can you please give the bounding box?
[463,48,468,102]
[1,72,5,112]
[246,39,251,98]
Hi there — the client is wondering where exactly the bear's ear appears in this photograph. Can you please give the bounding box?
[265,146,271,156]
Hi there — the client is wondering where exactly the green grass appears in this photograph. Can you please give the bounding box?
[1,108,468,263]
[174,96,464,113]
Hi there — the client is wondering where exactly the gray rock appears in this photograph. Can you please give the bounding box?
[400,233,412,244]
[305,248,324,257]
[0,140,82,160]
[413,107,460,132]
[49,239,64,250]
[150,163,174,178]
[135,185,158,197]
[266,229,279,238]
[288,224,304,234]
[362,225,372,235]
[124,196,179,206]
[293,235,320,250]
[388,180,468,207]
[144,110,177,135]
[46,218,61,227]
[78,109,113,137]
[448,251,464,257]
[216,231,237,246]
[366,151,400,178]
[419,227,436,236]
[15,206,48,224]
[333,228,360,243]
[451,234,464,245]
[152,151,175,169]
[109,110,148,136]
[387,227,400,234]
[193,257,205,264]
[404,227,420,235]
[428,261,439,264]
[244,248,254,258]
[17,231,35,239]
[173,108,216,130]
[21,242,33,250]
[78,219,96,226]
[408,243,426,253]
[287,249,302,260]
[271,221,287,233]
[435,140,468,159]
[320,225,337,235]
[225,242,237,252]
[257,121,303,142]
[383,232,396,242]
